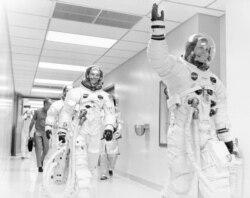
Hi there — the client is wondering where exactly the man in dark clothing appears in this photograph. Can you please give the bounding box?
[29,98,52,172]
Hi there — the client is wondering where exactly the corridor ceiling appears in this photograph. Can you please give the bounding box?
[6,0,226,98]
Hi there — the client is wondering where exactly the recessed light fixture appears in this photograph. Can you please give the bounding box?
[0,86,8,91]
[46,31,117,48]
[31,88,61,94]
[39,62,87,72]
[0,76,7,81]
[28,100,43,105]
[34,79,73,85]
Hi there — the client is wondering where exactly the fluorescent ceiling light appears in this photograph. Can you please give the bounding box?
[28,101,43,105]
[0,99,13,108]
[32,88,61,94]
[35,79,73,85]
[46,31,117,48]
[39,62,87,72]
[0,86,8,91]
[0,76,7,81]
[30,104,43,108]
[0,98,13,103]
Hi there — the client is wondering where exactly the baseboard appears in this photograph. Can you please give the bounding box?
[115,169,163,191]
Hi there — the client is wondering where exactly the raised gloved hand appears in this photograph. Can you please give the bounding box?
[151,3,164,21]
[103,129,113,141]
[46,130,52,139]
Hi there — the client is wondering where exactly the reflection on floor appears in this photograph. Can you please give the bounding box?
[0,153,160,198]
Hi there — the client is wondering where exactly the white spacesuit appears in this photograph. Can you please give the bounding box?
[45,85,72,153]
[147,4,235,198]
[57,66,116,198]
[100,95,123,180]
[21,109,33,159]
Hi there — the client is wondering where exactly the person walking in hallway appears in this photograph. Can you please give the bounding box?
[147,3,238,198]
[21,108,33,159]
[100,94,123,180]
[45,85,72,157]
[57,65,116,197]
[29,98,52,172]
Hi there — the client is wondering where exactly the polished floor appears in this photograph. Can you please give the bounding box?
[0,152,160,198]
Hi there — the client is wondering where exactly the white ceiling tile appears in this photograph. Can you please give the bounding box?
[41,49,100,62]
[58,0,157,15]
[13,71,35,77]
[8,12,49,30]
[15,83,31,87]
[97,56,126,64]
[15,86,31,92]
[15,84,32,88]
[10,26,46,40]
[15,79,33,84]
[44,41,108,55]
[95,62,118,69]
[12,46,41,56]
[122,30,150,43]
[7,0,53,17]
[158,1,224,22]
[49,18,127,40]
[104,49,138,59]
[36,69,81,80]
[112,40,146,52]
[208,0,227,11]
[14,75,34,80]
[12,60,38,68]
[168,0,215,7]
[15,86,32,92]
[13,66,36,73]
[197,7,224,17]
[10,37,44,48]
[12,53,39,62]
[13,70,36,76]
[132,17,150,32]
[40,56,93,66]
[13,74,35,79]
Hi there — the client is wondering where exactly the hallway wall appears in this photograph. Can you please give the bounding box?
[104,13,223,188]
[226,1,250,197]
[0,3,16,177]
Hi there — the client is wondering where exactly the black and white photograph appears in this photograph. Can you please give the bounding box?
[0,0,248,198]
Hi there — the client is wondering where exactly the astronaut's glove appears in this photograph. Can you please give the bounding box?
[225,141,234,154]
[46,130,52,139]
[58,129,67,144]
[79,109,87,126]
[151,3,164,21]
[103,129,113,141]
[58,135,66,144]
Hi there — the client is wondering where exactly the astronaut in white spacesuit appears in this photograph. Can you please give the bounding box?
[57,65,116,197]
[21,109,33,159]
[147,3,236,198]
[99,94,123,180]
[45,85,72,153]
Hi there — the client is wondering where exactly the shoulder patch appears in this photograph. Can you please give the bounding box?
[83,93,89,98]
[98,95,104,100]
[210,77,217,84]
[191,72,198,81]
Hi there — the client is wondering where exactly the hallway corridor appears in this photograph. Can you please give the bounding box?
[0,153,160,198]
